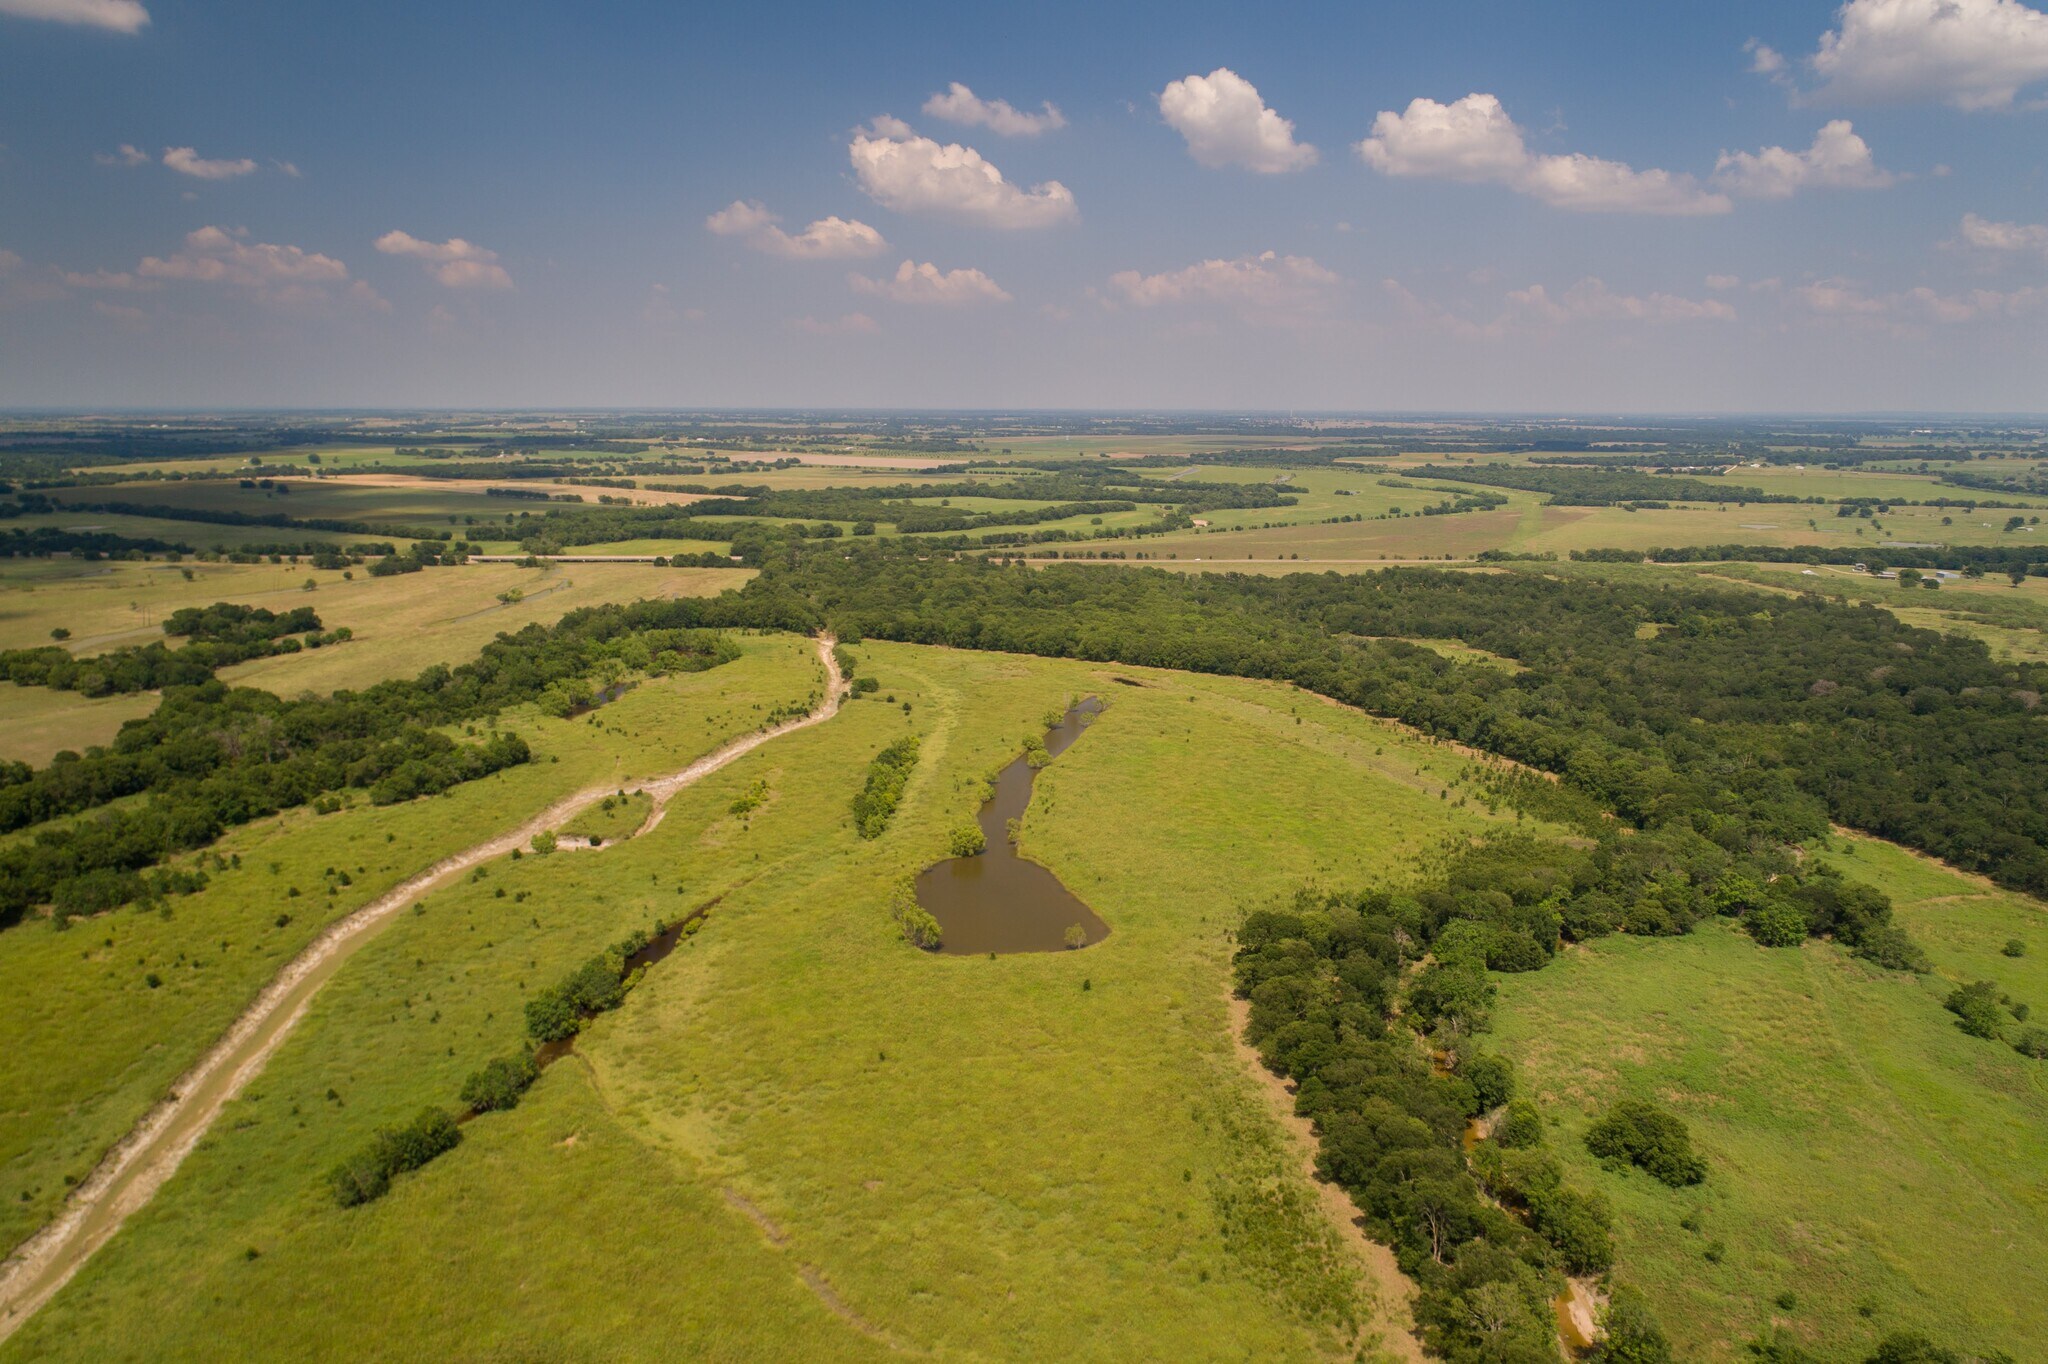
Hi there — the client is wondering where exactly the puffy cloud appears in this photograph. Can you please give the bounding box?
[1108,251,1340,315]
[849,121,1076,228]
[1713,120,1897,198]
[1955,212,2048,255]
[1747,39,1789,76]
[95,143,149,168]
[703,200,886,258]
[1507,278,1738,324]
[162,146,258,180]
[1809,0,2048,110]
[0,248,20,275]
[65,226,355,307]
[1706,273,1744,291]
[374,230,513,289]
[1158,68,1317,173]
[140,226,348,288]
[794,312,881,336]
[849,259,1012,305]
[923,82,1066,136]
[0,0,148,32]
[704,200,776,237]
[1357,94,1730,215]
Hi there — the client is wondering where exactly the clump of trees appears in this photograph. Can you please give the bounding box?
[525,922,667,1042]
[0,602,345,696]
[888,881,942,951]
[1584,1100,1707,1187]
[329,1107,461,1207]
[459,1052,540,1114]
[851,737,919,839]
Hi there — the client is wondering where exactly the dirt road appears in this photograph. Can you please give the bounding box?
[0,635,847,1343]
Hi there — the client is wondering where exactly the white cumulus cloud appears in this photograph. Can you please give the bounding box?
[162,147,258,180]
[1713,120,1897,198]
[0,0,148,32]
[1108,251,1340,315]
[849,121,1076,228]
[1955,212,2048,255]
[139,226,347,287]
[1158,68,1317,173]
[1357,94,1730,215]
[374,230,513,289]
[923,82,1066,137]
[1809,0,2048,110]
[849,260,1011,305]
[703,200,886,258]
[95,143,149,168]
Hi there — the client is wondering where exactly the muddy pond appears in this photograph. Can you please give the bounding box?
[915,697,1111,955]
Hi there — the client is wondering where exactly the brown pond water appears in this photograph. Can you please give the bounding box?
[915,698,1110,955]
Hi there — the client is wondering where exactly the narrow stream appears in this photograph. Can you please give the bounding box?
[915,698,1110,955]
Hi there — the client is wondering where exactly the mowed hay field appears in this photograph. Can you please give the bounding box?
[0,634,823,1259]
[1,642,1540,1363]
[0,560,751,761]
[1487,843,2048,1361]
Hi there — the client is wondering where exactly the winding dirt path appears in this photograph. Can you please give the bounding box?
[0,635,848,1344]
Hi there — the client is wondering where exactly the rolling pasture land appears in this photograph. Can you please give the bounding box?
[1489,854,2048,1362]
[1,642,1534,1362]
[0,559,750,761]
[0,635,821,1262]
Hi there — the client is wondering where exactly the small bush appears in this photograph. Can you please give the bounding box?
[2003,939,2026,958]
[329,1108,461,1207]
[1944,981,2007,1040]
[1585,1099,1707,1186]
[1744,900,1808,948]
[949,823,986,857]
[1461,1053,1515,1111]
[460,1052,540,1113]
[851,737,919,839]
[1493,1099,1544,1149]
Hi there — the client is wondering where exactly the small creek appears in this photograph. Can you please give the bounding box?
[915,698,1110,955]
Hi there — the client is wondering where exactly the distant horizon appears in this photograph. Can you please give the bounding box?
[3,407,2046,423]
[5,1,2048,410]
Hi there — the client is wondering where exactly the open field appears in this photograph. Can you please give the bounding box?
[0,641,1539,1362]
[1489,888,2048,1361]
[0,559,751,757]
[0,685,158,766]
[0,634,824,1262]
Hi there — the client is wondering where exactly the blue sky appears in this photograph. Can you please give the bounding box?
[2,0,2045,411]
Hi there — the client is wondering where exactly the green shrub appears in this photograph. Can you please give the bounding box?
[949,823,987,857]
[1461,1053,1515,1111]
[1944,981,2007,1040]
[1494,1099,1544,1148]
[1744,900,1809,948]
[1590,1285,1672,1363]
[328,1107,461,1207]
[459,1052,540,1113]
[1585,1099,1707,1186]
[850,737,919,839]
